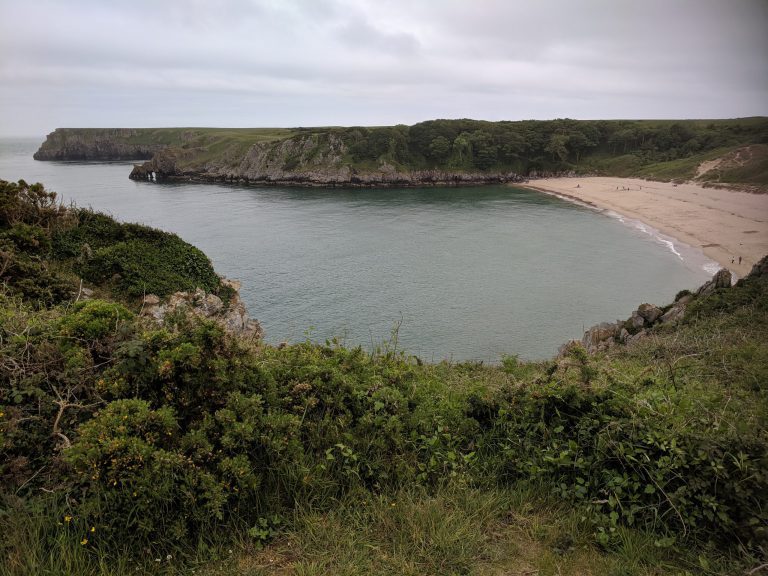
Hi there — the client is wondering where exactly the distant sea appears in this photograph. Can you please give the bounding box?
[0,138,715,361]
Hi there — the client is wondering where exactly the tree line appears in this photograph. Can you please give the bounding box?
[322,117,768,173]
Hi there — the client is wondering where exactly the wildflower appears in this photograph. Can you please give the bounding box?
[90,526,96,533]
[166,554,172,561]
[64,515,72,523]
[81,538,88,545]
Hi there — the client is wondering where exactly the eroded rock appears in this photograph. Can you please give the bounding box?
[141,279,262,339]
[576,267,739,354]
[696,269,732,296]
[637,303,663,324]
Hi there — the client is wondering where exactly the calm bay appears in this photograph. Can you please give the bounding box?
[0,138,713,361]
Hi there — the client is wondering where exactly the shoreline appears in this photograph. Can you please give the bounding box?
[519,177,768,277]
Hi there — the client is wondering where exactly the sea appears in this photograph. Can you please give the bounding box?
[0,137,717,362]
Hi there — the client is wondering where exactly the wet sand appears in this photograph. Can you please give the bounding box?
[520,177,768,277]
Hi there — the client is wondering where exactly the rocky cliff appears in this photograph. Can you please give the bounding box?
[33,128,176,161]
[36,118,768,188]
[127,132,526,187]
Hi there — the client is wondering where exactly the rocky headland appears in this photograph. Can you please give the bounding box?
[126,132,526,187]
[33,128,176,161]
[34,119,768,188]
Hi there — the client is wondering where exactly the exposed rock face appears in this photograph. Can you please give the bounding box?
[34,128,168,161]
[39,127,528,187]
[128,133,527,187]
[747,254,768,279]
[696,269,732,296]
[582,322,621,351]
[572,267,736,355]
[637,303,663,324]
[141,279,262,339]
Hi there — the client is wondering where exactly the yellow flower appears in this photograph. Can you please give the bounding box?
[64,515,72,523]
[90,526,96,533]
[81,538,88,546]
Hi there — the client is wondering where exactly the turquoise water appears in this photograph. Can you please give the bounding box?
[0,138,714,361]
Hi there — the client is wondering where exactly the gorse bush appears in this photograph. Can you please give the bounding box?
[0,180,75,304]
[66,399,228,545]
[4,289,765,555]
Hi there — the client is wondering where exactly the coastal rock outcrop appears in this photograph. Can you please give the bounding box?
[573,267,736,355]
[34,128,169,161]
[696,268,732,296]
[141,278,262,339]
[126,132,527,187]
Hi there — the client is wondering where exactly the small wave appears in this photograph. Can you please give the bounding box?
[659,238,683,260]
[604,210,625,223]
[622,218,683,260]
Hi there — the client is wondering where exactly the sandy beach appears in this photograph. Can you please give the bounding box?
[520,177,768,277]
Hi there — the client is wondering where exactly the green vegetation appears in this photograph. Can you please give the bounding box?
[1,179,767,574]
[0,179,222,305]
[702,144,768,187]
[39,118,768,188]
[246,117,768,180]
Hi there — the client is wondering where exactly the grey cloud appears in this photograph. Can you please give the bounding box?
[0,0,766,136]
[336,17,421,56]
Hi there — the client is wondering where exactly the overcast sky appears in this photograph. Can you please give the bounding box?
[1,0,767,136]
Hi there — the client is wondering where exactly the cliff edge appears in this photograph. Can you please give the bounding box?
[33,128,179,161]
[35,118,768,187]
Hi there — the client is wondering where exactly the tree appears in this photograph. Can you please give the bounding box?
[428,136,451,162]
[452,133,473,164]
[545,134,569,162]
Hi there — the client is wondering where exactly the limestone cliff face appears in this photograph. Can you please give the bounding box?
[38,128,526,186]
[129,133,525,187]
[34,128,171,161]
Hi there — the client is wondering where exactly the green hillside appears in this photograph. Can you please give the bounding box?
[1,178,767,575]
[35,118,768,190]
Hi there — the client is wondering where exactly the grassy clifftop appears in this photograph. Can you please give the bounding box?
[33,128,298,161]
[34,118,768,188]
[1,178,767,575]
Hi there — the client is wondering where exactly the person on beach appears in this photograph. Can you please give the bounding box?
[732,257,735,264]
[739,256,742,265]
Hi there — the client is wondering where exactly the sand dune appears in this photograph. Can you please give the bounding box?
[520,177,768,277]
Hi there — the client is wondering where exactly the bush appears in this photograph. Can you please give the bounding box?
[66,399,227,546]
[481,375,768,548]
[58,300,133,341]
[78,237,218,297]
